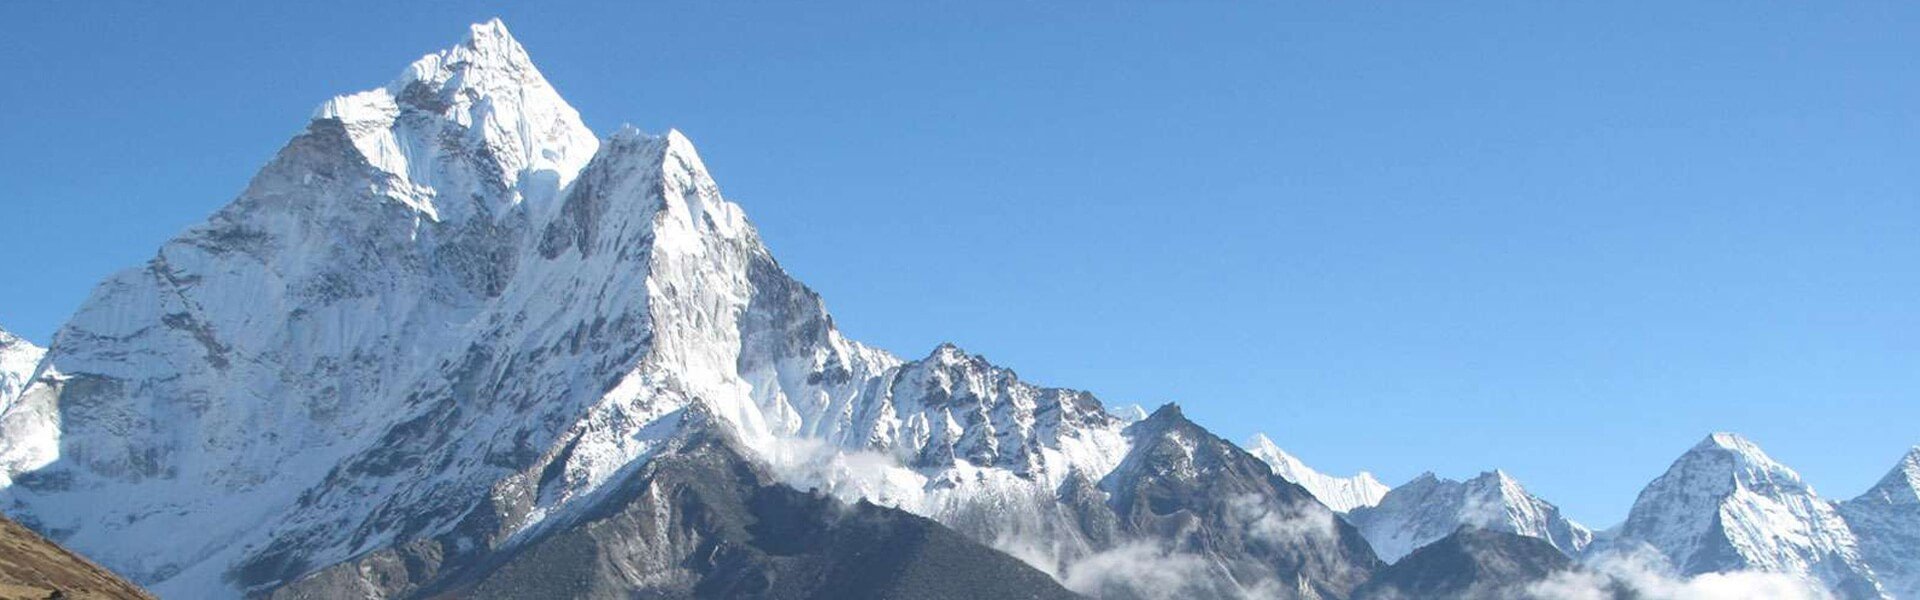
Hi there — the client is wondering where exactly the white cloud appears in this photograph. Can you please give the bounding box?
[1059,542,1234,600]
[1229,493,1339,545]
[1529,548,1836,600]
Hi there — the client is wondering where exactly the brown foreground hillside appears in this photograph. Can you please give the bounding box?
[0,514,151,600]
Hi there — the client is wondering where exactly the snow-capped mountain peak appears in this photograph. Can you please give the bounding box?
[315,17,597,221]
[1856,447,1920,507]
[1840,447,1920,599]
[1689,432,1819,496]
[0,328,42,408]
[1244,433,1388,513]
[0,328,51,488]
[1346,468,1592,563]
[1613,433,1887,599]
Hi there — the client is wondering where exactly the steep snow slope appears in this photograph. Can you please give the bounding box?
[0,328,42,410]
[0,330,54,490]
[1610,433,1886,599]
[1245,433,1388,512]
[1840,447,1920,600]
[1346,470,1592,564]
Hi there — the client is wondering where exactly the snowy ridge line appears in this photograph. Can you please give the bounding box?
[1245,433,1389,513]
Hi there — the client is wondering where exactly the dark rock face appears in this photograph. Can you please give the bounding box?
[267,409,1081,600]
[1081,404,1383,599]
[0,513,153,600]
[1354,527,1577,600]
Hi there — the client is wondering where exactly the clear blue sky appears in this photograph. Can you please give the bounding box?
[2,2,1916,526]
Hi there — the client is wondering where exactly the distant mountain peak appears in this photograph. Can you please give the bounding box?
[1697,431,1771,458]
[1111,403,1149,423]
[1858,447,1920,505]
[1614,434,1886,598]
[924,341,976,365]
[1674,432,1815,498]
[1145,401,1184,420]
[0,326,44,409]
[1841,446,1920,599]
[1244,433,1387,513]
[1347,468,1591,563]
[1465,469,1525,495]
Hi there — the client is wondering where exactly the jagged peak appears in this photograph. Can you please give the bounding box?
[1406,471,1442,486]
[386,18,543,109]
[1468,469,1520,488]
[417,19,526,79]
[1697,431,1765,454]
[1118,402,1193,440]
[1689,432,1782,469]
[313,19,597,221]
[1146,402,1185,420]
[911,343,1011,378]
[1644,432,1816,503]
[0,325,44,366]
[1247,432,1280,452]
[596,125,678,158]
[1391,470,1528,500]
[1245,432,1389,512]
[597,127,717,185]
[924,341,972,363]
[656,128,711,176]
[0,326,29,348]
[1853,445,1920,505]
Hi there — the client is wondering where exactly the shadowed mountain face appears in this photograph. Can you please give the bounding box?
[1081,405,1383,599]
[0,513,152,600]
[267,407,1082,600]
[1354,527,1577,600]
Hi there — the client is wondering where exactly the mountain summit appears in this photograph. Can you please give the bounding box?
[315,18,598,221]
[1610,433,1887,599]
[1841,447,1920,599]
[1345,469,1591,563]
[1244,433,1388,513]
[0,328,41,410]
